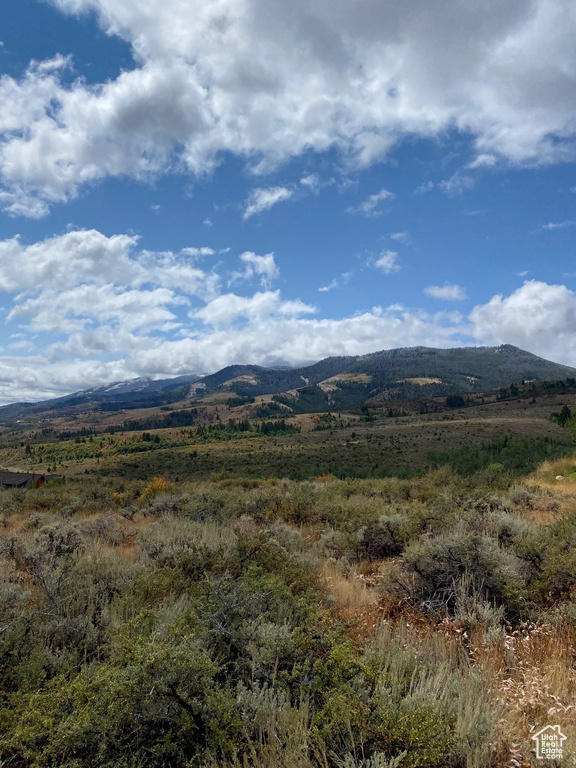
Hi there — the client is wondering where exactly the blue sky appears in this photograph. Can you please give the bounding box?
[0,0,576,402]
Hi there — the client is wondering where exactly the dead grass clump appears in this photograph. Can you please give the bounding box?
[368,622,503,768]
[473,622,576,763]
[314,473,336,483]
[321,561,379,611]
[320,561,382,645]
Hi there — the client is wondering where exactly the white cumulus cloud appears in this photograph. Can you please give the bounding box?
[424,284,468,301]
[2,0,576,214]
[193,290,315,327]
[374,250,400,274]
[9,285,182,334]
[470,280,576,365]
[239,251,280,286]
[243,186,294,219]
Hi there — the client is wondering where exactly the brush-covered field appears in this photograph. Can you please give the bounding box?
[2,383,575,483]
[1,460,576,767]
[2,384,576,766]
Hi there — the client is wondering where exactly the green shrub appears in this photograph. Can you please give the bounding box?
[529,513,576,602]
[359,514,412,560]
[365,625,501,768]
[403,531,526,616]
[1,631,237,767]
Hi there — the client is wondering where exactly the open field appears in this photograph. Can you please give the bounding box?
[2,463,576,766]
[2,381,576,765]
[0,384,574,483]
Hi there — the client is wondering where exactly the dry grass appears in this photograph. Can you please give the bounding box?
[0,515,26,536]
[528,457,576,489]
[366,615,576,765]
[473,622,576,764]
[103,535,138,562]
[320,561,382,644]
[321,562,379,611]
[523,457,576,523]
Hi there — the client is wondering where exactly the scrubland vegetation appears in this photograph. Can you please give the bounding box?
[1,463,576,767]
[1,378,576,765]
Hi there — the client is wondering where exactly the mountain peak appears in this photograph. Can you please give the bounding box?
[2,344,574,424]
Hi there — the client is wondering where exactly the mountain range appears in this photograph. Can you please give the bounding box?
[3,344,576,423]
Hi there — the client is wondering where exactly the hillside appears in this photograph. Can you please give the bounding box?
[264,345,576,412]
[2,344,575,425]
[0,373,204,424]
[198,345,576,404]
[1,373,575,484]
[2,349,576,767]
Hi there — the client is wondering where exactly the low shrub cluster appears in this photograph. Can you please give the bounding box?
[427,436,571,476]
[0,468,575,766]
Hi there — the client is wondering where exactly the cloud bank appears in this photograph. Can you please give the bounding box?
[0,228,576,403]
[1,0,576,214]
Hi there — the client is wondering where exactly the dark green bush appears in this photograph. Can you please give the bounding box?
[359,514,411,559]
[403,531,526,616]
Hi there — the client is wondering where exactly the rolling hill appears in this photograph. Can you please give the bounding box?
[2,344,576,424]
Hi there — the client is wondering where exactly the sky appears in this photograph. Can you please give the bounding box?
[1,0,576,404]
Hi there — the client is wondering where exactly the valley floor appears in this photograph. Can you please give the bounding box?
[2,387,574,483]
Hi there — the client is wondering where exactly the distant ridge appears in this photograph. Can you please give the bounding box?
[2,344,576,423]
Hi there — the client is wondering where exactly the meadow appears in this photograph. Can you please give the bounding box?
[1,385,576,765]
